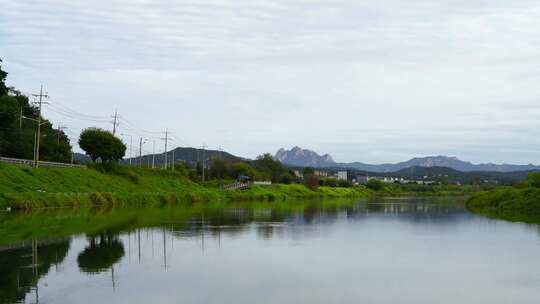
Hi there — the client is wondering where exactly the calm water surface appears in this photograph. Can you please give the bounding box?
[1,198,540,304]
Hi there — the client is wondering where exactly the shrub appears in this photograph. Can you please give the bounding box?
[303,174,319,190]
[366,179,384,191]
[338,180,351,188]
[279,173,294,184]
[527,172,540,188]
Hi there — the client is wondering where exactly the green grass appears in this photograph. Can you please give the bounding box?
[0,162,224,209]
[0,163,372,209]
[224,184,372,201]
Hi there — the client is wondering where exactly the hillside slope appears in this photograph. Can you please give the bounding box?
[0,163,370,209]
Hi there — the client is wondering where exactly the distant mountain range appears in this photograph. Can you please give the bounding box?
[384,166,531,185]
[74,147,244,166]
[274,147,540,173]
[124,146,244,166]
[275,147,335,167]
[76,145,538,174]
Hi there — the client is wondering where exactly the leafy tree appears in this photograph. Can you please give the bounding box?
[526,172,540,188]
[195,161,203,176]
[279,172,294,184]
[324,178,338,187]
[79,128,126,163]
[338,179,351,188]
[209,158,228,179]
[173,161,190,177]
[254,153,284,182]
[0,58,8,96]
[304,174,319,190]
[366,179,384,191]
[302,167,315,175]
[230,162,255,179]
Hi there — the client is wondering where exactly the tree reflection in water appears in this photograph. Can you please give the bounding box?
[0,239,70,304]
[77,232,125,274]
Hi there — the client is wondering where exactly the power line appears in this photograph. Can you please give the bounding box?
[46,105,111,123]
[118,117,162,135]
[49,100,109,120]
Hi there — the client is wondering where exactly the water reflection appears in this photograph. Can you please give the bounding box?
[1,198,540,304]
[77,233,125,274]
[0,239,70,304]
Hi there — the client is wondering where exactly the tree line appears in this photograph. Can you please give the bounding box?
[0,59,72,162]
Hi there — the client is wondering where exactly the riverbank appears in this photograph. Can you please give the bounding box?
[0,163,372,210]
[466,173,540,223]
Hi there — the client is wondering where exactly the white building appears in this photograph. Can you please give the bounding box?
[337,171,348,181]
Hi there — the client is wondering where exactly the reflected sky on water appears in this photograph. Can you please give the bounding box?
[1,198,540,304]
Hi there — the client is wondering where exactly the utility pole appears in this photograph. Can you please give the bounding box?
[19,107,23,129]
[201,144,207,182]
[33,132,37,165]
[56,123,67,145]
[152,140,156,169]
[32,85,49,168]
[162,129,169,169]
[112,109,119,135]
[139,137,147,167]
[171,148,175,171]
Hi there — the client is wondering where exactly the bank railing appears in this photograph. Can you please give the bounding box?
[222,182,250,190]
[0,157,86,169]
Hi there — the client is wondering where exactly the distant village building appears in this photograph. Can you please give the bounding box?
[293,170,303,179]
[337,171,348,181]
[369,176,437,185]
[314,170,328,177]
[356,174,369,184]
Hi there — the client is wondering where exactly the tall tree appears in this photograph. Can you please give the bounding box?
[79,128,126,163]
[254,153,284,182]
[0,58,72,161]
[0,58,8,96]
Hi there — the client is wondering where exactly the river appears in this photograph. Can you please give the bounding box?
[1,197,539,303]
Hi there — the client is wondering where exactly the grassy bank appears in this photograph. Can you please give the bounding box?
[466,173,540,223]
[0,162,372,209]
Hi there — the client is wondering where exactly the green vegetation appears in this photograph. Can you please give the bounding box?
[79,128,126,162]
[366,179,384,191]
[466,172,540,223]
[0,162,373,210]
[0,59,72,162]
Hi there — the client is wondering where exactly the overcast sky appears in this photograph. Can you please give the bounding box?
[1,0,539,164]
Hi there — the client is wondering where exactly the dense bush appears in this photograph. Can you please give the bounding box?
[79,128,126,163]
[338,180,351,188]
[366,179,384,191]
